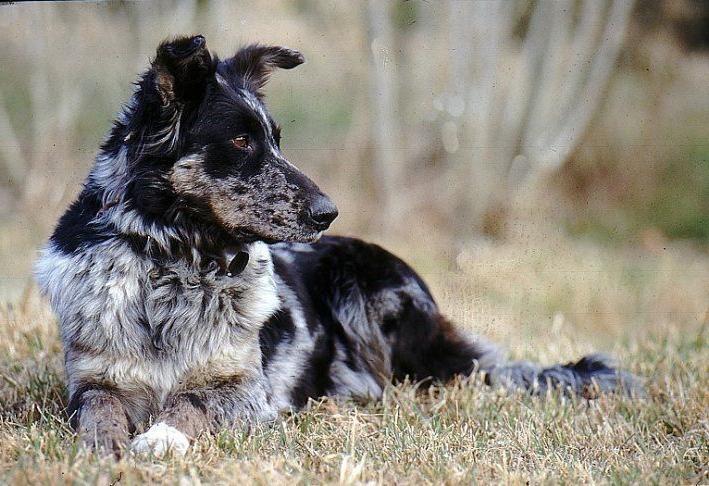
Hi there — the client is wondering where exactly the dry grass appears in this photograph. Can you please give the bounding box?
[1,2,706,484]
[1,231,706,485]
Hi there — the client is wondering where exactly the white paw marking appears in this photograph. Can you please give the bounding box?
[130,422,190,457]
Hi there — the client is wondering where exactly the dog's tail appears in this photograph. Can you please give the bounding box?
[444,319,644,397]
[479,351,643,397]
[390,307,643,397]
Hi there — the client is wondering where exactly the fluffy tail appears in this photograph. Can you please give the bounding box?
[386,303,642,397]
[420,315,643,397]
[481,352,643,397]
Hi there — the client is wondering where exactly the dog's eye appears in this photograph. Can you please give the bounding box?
[231,136,250,150]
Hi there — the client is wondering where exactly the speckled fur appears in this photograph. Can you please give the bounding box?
[34,35,641,457]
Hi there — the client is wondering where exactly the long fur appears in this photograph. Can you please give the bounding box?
[34,35,641,457]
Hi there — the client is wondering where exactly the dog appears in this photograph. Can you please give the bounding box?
[34,35,639,457]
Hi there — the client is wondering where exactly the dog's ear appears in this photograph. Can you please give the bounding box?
[152,35,213,105]
[127,35,213,157]
[228,44,304,94]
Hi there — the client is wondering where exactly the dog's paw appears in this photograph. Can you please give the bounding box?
[79,432,128,459]
[130,422,190,458]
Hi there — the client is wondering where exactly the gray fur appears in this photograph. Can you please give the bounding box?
[485,354,644,397]
[263,275,319,410]
[36,237,280,430]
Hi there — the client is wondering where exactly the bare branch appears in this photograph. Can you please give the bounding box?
[367,0,402,226]
[0,87,27,185]
[538,0,635,173]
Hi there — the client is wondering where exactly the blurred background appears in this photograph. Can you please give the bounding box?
[0,1,707,357]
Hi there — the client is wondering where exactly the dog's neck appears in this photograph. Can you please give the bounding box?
[98,201,252,275]
[208,243,250,277]
[122,231,252,275]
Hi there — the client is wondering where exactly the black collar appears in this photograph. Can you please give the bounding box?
[121,233,250,277]
[221,246,250,277]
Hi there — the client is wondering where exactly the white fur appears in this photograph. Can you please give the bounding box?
[89,146,130,207]
[264,276,317,410]
[131,422,190,457]
[35,238,279,423]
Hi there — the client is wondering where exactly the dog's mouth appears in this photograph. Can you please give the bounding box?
[252,229,325,245]
[219,220,326,246]
[224,199,335,245]
[295,230,325,243]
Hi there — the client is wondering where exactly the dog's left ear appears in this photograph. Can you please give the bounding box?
[228,44,304,94]
[152,34,213,105]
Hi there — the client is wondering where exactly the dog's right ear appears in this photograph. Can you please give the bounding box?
[125,35,213,156]
[152,35,213,105]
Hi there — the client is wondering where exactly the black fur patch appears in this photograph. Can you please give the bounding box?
[389,304,478,383]
[51,191,113,254]
[289,332,335,408]
[259,310,296,369]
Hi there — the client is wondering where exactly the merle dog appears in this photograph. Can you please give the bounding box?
[35,35,638,457]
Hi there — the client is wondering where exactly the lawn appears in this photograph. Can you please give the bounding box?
[0,233,706,484]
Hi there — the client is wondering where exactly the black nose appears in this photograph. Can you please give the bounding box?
[308,195,338,230]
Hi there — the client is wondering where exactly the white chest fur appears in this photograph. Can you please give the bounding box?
[35,240,280,401]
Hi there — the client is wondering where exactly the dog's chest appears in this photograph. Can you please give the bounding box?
[132,244,279,398]
[42,240,281,399]
[142,243,279,358]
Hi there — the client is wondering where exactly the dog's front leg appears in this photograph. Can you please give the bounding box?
[130,375,276,457]
[69,386,132,456]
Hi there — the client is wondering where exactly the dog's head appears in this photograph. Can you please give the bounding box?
[119,35,337,244]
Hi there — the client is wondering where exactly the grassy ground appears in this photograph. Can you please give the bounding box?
[0,232,707,485]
